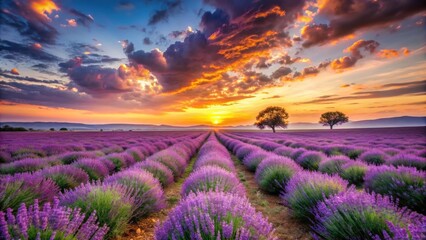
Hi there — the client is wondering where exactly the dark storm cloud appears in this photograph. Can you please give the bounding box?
[0,0,59,44]
[299,80,426,104]
[0,40,61,63]
[143,37,152,45]
[0,70,62,84]
[127,0,308,95]
[67,9,94,27]
[148,0,182,25]
[271,67,292,79]
[302,0,426,47]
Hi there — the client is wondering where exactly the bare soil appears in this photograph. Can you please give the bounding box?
[231,155,312,240]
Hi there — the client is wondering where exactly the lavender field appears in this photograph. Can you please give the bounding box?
[0,128,425,240]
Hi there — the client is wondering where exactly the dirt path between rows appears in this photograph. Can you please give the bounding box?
[230,155,312,240]
[117,156,196,240]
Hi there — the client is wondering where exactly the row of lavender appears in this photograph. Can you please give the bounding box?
[155,134,277,239]
[0,131,192,163]
[0,132,207,239]
[217,133,425,240]
[225,132,426,214]
[231,130,425,169]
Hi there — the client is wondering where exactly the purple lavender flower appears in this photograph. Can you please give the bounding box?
[126,147,145,162]
[0,198,108,239]
[318,156,351,175]
[193,152,236,172]
[39,165,89,191]
[181,166,245,197]
[364,165,426,214]
[155,191,277,240]
[73,158,109,180]
[235,145,260,160]
[255,156,302,194]
[243,150,272,172]
[282,171,347,220]
[295,151,326,170]
[59,181,137,238]
[0,157,51,174]
[0,173,60,211]
[273,146,294,158]
[132,160,174,187]
[147,149,187,179]
[387,153,426,171]
[339,160,368,187]
[359,150,388,165]
[58,151,104,164]
[312,189,425,240]
[104,169,165,220]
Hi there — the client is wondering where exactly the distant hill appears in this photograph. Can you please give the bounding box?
[1,116,425,131]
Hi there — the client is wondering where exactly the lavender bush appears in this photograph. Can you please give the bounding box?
[312,190,425,240]
[104,169,165,219]
[181,166,245,197]
[339,161,368,187]
[318,156,351,175]
[155,191,276,239]
[359,150,388,165]
[295,151,326,170]
[39,165,89,191]
[0,173,59,211]
[59,182,136,238]
[255,156,302,194]
[282,171,347,220]
[0,198,108,240]
[73,158,109,180]
[147,150,187,179]
[132,160,174,187]
[364,166,425,214]
[243,150,271,172]
[387,153,426,170]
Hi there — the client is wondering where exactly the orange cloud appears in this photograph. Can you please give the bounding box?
[376,47,411,59]
[67,19,77,27]
[32,43,43,49]
[30,0,60,21]
[10,68,20,75]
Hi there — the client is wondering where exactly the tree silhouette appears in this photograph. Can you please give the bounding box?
[319,111,349,129]
[254,106,289,133]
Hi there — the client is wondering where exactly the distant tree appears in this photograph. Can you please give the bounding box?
[29,128,34,131]
[50,128,55,131]
[0,125,28,132]
[254,106,289,133]
[59,127,68,131]
[319,111,349,129]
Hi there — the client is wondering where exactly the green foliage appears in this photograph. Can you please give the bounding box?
[319,111,349,129]
[254,106,289,133]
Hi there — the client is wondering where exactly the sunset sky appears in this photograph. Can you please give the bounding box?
[1,0,425,126]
